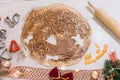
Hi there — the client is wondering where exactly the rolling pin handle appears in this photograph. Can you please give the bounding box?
[88,1,96,11]
[87,1,120,38]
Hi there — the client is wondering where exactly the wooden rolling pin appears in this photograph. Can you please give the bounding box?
[88,1,120,38]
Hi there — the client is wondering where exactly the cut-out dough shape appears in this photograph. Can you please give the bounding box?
[46,35,57,45]
[71,34,84,46]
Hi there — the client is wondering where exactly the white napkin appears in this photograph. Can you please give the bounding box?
[0,0,14,3]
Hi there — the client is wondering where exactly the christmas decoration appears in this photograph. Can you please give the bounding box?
[3,60,11,68]
[0,70,3,80]
[49,67,73,80]
[84,44,108,64]
[104,51,120,80]
[9,40,20,53]
[91,71,99,79]
[109,51,117,62]
[3,66,103,80]
[0,58,11,79]
[11,70,24,78]
[0,58,2,63]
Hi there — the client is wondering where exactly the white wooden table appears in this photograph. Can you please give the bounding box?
[0,0,120,79]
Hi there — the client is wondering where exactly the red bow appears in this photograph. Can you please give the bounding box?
[9,40,20,53]
[49,67,73,80]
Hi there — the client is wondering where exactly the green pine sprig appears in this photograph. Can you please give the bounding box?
[104,59,120,80]
[0,71,3,80]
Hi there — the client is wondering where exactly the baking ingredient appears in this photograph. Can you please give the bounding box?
[95,44,100,48]
[95,43,101,54]
[96,49,101,54]
[95,44,108,61]
[84,59,95,64]
[84,53,91,60]
[21,3,91,66]
[84,44,108,64]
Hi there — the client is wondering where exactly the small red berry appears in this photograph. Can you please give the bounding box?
[0,16,1,21]
[0,58,2,63]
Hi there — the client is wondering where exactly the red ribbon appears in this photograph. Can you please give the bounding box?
[49,67,73,80]
[9,40,20,53]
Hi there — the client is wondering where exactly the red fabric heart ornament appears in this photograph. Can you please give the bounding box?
[49,67,73,80]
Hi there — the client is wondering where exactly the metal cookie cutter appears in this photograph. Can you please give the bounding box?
[0,42,5,50]
[0,48,12,60]
[12,13,20,25]
[4,16,15,28]
[4,13,20,28]
[0,29,6,41]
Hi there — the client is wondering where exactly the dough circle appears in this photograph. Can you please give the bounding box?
[21,4,91,66]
